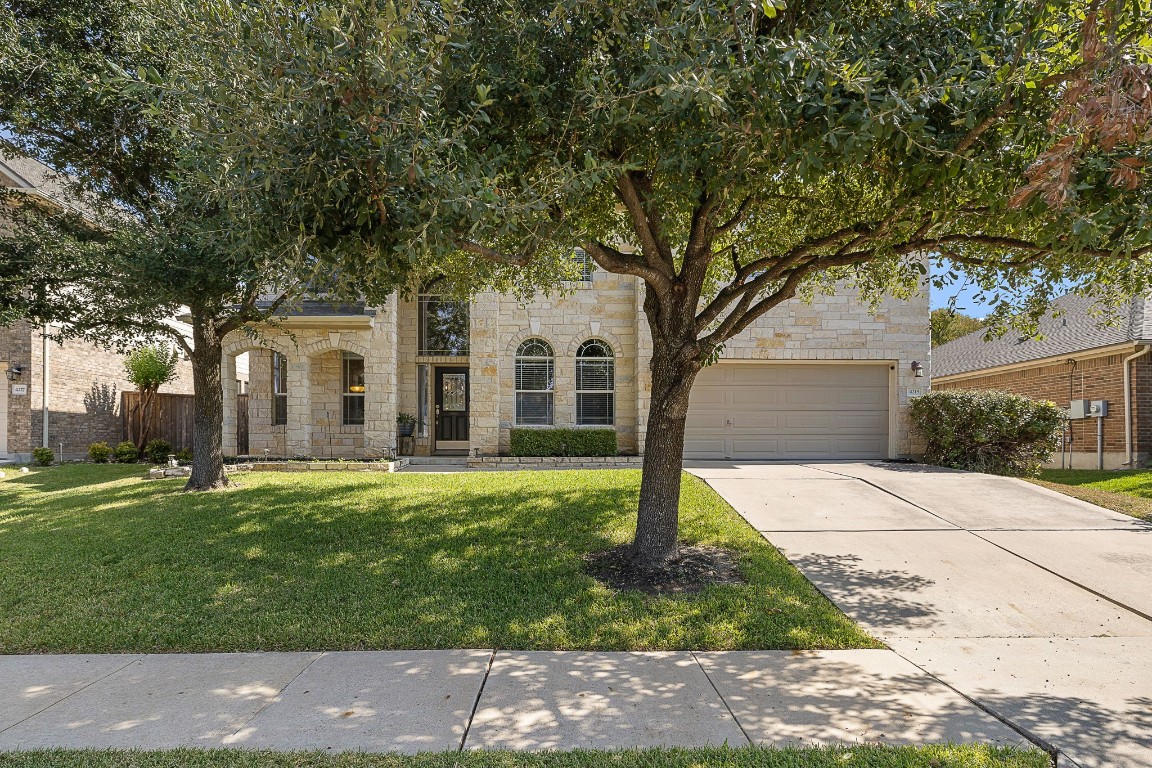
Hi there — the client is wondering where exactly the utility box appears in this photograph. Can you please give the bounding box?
[1069,399,1108,419]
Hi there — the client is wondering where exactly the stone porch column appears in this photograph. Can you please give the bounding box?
[286,354,312,456]
[364,296,398,457]
[468,291,501,456]
[221,351,238,455]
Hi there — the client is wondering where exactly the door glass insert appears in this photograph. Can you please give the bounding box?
[442,373,466,411]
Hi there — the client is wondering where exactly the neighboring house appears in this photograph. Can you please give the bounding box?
[933,293,1152,469]
[222,260,929,461]
[0,152,194,462]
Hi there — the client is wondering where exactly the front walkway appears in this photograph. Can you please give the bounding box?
[0,649,1025,753]
[688,462,1152,768]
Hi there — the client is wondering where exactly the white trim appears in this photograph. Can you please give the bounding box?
[272,315,374,330]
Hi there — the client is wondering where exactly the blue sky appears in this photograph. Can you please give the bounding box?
[929,271,995,315]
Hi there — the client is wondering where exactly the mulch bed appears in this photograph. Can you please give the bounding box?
[584,543,746,595]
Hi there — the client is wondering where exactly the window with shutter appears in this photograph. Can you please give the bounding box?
[576,339,614,425]
[515,338,554,425]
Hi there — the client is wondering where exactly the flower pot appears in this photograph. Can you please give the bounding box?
[397,422,416,437]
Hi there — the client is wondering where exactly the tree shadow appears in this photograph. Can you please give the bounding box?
[785,553,940,632]
[0,468,861,653]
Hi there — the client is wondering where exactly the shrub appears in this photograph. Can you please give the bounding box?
[114,441,140,463]
[510,428,618,457]
[910,390,1062,476]
[175,448,193,464]
[31,447,54,466]
[88,442,113,463]
[144,438,174,464]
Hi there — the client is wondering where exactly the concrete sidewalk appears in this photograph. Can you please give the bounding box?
[0,649,1028,753]
[689,462,1152,768]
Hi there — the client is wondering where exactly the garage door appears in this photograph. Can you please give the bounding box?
[684,363,890,460]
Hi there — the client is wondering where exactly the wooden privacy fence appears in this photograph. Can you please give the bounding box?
[122,392,195,452]
[122,392,250,455]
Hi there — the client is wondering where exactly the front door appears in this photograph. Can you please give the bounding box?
[434,367,469,453]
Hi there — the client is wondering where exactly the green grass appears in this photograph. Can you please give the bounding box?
[0,746,1049,768]
[0,465,877,653]
[1033,469,1152,521]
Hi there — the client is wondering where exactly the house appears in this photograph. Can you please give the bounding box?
[932,293,1152,469]
[221,260,929,462]
[0,152,194,462]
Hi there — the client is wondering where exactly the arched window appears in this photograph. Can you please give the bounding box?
[576,339,614,425]
[419,281,469,356]
[515,338,554,425]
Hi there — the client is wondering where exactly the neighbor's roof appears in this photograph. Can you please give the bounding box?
[0,151,95,219]
[932,293,1152,378]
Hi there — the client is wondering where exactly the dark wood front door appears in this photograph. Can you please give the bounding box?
[434,367,469,452]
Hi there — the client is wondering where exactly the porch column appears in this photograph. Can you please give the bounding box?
[286,354,312,456]
[364,295,398,457]
[221,350,238,455]
[469,290,501,456]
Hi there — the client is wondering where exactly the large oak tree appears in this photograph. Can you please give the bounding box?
[195,0,1152,565]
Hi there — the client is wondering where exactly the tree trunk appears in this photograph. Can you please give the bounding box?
[185,312,229,491]
[630,344,701,566]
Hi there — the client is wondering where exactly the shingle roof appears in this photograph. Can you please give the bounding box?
[932,293,1149,378]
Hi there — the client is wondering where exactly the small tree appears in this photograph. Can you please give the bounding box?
[124,344,180,450]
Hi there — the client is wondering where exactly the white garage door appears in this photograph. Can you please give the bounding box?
[684,363,890,460]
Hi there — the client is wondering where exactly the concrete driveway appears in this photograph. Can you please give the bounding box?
[688,461,1152,768]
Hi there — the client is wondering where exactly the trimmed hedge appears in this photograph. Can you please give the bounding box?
[114,441,139,463]
[911,389,1061,476]
[31,447,54,466]
[510,428,618,457]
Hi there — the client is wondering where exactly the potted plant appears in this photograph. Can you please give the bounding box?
[396,412,417,437]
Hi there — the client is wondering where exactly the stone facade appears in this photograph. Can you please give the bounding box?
[229,270,929,461]
[1,321,194,461]
[935,348,1152,469]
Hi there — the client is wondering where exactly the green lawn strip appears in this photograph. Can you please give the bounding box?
[0,746,1049,768]
[0,465,877,653]
[1032,469,1152,521]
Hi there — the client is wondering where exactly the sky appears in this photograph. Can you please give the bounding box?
[929,270,996,316]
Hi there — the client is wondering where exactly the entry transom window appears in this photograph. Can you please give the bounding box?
[342,352,365,426]
[515,338,554,425]
[576,339,615,425]
[272,352,288,426]
[419,291,469,356]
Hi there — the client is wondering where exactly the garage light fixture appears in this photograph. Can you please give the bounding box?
[910,361,925,378]
[4,363,23,382]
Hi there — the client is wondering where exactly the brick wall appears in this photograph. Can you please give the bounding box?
[2,322,194,459]
[934,350,1152,467]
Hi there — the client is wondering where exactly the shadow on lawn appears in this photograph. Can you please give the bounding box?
[0,468,838,652]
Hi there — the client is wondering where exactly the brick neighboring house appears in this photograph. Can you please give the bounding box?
[222,264,930,462]
[932,293,1152,469]
[1,152,194,462]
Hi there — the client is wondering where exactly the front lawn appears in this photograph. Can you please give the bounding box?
[1033,469,1152,521]
[0,746,1049,768]
[0,465,877,653]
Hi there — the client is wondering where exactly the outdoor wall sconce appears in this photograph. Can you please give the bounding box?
[4,363,24,382]
[910,361,925,378]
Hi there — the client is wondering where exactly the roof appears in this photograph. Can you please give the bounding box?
[0,151,95,219]
[932,293,1150,378]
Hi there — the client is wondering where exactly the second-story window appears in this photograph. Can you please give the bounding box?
[571,247,594,282]
[419,288,469,356]
[342,352,365,426]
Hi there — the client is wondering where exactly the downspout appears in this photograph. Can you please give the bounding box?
[41,323,50,448]
[1123,343,1151,467]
